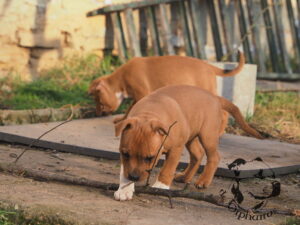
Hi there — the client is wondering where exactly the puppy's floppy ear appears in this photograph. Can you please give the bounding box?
[95,80,111,95]
[88,78,102,95]
[95,80,104,92]
[150,120,168,136]
[115,117,137,137]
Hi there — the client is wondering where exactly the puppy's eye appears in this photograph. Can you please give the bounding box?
[122,152,130,159]
[144,156,154,163]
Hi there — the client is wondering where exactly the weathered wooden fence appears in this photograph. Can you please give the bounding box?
[87,0,300,80]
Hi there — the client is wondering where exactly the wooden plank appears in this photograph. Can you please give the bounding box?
[103,14,114,56]
[257,72,300,80]
[261,0,280,73]
[298,0,300,23]
[158,4,175,55]
[235,0,253,63]
[178,0,194,57]
[226,0,236,60]
[286,0,300,63]
[139,9,148,56]
[198,0,208,48]
[188,0,206,58]
[206,0,223,61]
[111,12,127,62]
[272,0,293,74]
[170,2,183,54]
[170,3,179,47]
[185,0,198,57]
[87,0,181,17]
[246,0,266,73]
[217,0,233,60]
[146,6,163,55]
[124,8,142,57]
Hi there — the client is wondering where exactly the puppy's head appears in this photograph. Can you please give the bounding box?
[115,117,168,182]
[88,78,119,115]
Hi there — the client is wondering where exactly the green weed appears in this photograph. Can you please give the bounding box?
[0,207,72,225]
[227,91,300,144]
[280,217,300,225]
[0,54,121,110]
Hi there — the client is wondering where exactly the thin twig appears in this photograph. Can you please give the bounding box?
[145,121,178,186]
[14,107,74,164]
[0,163,298,217]
[221,2,279,61]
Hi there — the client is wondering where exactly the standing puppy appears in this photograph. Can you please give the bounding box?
[89,52,244,133]
[114,85,263,201]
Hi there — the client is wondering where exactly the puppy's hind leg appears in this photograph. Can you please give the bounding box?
[174,138,205,183]
[195,132,220,189]
[219,110,229,135]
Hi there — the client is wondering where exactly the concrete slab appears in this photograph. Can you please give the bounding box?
[214,63,257,116]
[0,117,299,178]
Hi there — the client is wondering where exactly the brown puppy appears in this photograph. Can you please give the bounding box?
[114,85,263,201]
[89,52,244,116]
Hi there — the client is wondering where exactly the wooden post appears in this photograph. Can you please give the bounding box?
[124,8,142,57]
[104,14,114,56]
[158,4,175,55]
[235,0,253,63]
[111,12,128,62]
[188,0,207,58]
[272,0,292,74]
[246,0,266,73]
[206,0,223,61]
[261,0,280,72]
[139,8,148,56]
[146,6,163,56]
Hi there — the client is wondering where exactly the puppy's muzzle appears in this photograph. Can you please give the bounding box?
[128,172,140,182]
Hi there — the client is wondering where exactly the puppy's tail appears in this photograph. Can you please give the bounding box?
[212,51,245,77]
[218,97,264,139]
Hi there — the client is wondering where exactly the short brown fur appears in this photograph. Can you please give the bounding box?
[115,85,263,189]
[89,52,244,132]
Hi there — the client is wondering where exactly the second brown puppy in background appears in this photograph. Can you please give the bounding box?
[89,52,245,133]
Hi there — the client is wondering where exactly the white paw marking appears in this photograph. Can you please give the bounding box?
[115,92,125,106]
[152,180,170,189]
[114,165,135,201]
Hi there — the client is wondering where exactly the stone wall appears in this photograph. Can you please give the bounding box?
[0,0,116,79]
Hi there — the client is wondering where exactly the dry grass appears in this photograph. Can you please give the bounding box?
[226,91,300,144]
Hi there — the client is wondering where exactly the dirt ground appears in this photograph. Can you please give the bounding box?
[0,143,299,225]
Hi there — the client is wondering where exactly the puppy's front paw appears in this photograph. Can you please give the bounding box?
[114,183,135,201]
[152,180,170,189]
[174,173,186,183]
[195,175,212,189]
